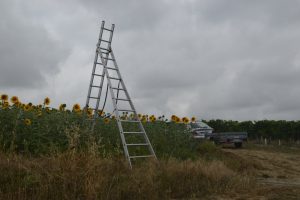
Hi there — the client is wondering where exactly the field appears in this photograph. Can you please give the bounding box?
[0,96,300,199]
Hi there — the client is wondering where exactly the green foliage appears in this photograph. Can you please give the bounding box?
[0,106,198,159]
[204,119,300,141]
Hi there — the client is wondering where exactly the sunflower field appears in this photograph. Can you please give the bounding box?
[0,94,199,159]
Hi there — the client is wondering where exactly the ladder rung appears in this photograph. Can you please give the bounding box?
[101,39,110,43]
[118,109,134,112]
[95,62,103,65]
[112,87,124,91]
[126,143,148,146]
[129,155,154,159]
[102,57,114,61]
[123,131,143,134]
[100,47,110,52]
[89,96,99,99]
[114,98,130,101]
[108,76,121,81]
[93,73,103,77]
[105,67,118,70]
[103,28,113,32]
[120,120,140,123]
[91,85,101,88]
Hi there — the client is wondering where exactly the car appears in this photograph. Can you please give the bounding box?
[186,121,213,139]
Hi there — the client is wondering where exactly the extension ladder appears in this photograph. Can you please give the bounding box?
[85,20,157,168]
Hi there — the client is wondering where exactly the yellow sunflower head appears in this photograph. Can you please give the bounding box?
[98,110,105,117]
[171,115,177,122]
[104,118,110,124]
[191,117,196,122]
[182,117,190,124]
[24,104,31,112]
[59,104,66,111]
[24,118,31,126]
[44,97,50,105]
[73,104,81,112]
[2,101,9,109]
[10,96,19,104]
[1,94,8,101]
[142,117,147,123]
[87,108,93,116]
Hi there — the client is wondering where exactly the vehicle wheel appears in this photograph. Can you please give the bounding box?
[234,142,242,148]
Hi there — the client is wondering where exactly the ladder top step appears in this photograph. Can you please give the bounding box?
[129,155,154,159]
[126,143,148,146]
[103,27,113,32]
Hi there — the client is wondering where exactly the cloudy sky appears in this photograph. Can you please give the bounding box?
[1,0,300,120]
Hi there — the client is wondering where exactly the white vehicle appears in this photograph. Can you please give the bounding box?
[186,121,213,139]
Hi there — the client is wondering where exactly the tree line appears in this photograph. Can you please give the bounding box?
[203,119,300,141]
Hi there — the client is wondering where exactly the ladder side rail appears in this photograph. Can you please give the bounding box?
[93,50,109,119]
[109,50,157,159]
[93,23,115,117]
[103,66,132,169]
[85,21,105,108]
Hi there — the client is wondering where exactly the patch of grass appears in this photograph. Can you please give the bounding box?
[244,141,300,155]
[0,152,255,199]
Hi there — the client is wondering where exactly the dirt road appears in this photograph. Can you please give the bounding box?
[223,147,300,199]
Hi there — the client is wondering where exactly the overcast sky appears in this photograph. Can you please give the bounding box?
[1,0,300,120]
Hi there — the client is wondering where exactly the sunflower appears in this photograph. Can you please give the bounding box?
[191,117,196,122]
[1,94,8,101]
[24,104,31,112]
[171,115,177,122]
[73,104,81,112]
[2,101,9,109]
[175,117,181,123]
[98,110,105,117]
[24,119,31,126]
[45,107,51,113]
[44,97,50,106]
[141,117,147,123]
[104,118,110,124]
[182,117,190,124]
[59,104,66,111]
[87,108,93,116]
[150,116,156,122]
[10,96,19,104]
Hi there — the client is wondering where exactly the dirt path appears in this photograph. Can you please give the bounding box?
[222,147,300,199]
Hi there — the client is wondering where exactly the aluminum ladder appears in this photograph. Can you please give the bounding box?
[85,20,157,168]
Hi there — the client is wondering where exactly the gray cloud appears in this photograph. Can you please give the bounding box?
[1,0,300,120]
[0,1,70,88]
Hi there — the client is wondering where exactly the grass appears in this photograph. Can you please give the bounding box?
[0,151,255,200]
